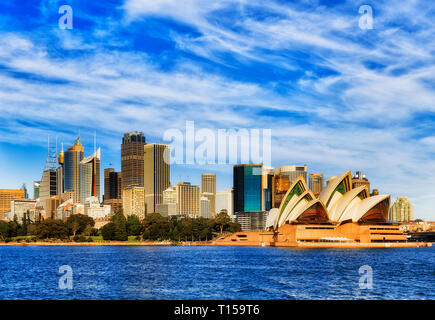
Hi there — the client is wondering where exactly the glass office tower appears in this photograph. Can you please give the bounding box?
[233,164,262,213]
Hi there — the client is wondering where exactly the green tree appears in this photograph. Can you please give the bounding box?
[101,222,116,240]
[0,221,9,241]
[100,208,129,241]
[215,211,231,234]
[7,221,19,238]
[66,214,95,236]
[142,213,172,241]
[126,215,143,236]
[36,219,69,239]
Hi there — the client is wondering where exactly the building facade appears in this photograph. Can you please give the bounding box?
[144,143,170,214]
[201,174,216,194]
[33,181,40,199]
[276,165,307,184]
[122,186,145,219]
[200,197,211,219]
[390,196,413,222]
[103,168,122,214]
[64,136,84,203]
[233,164,263,213]
[309,173,324,196]
[215,189,233,216]
[262,167,275,211]
[9,199,37,221]
[121,132,145,190]
[176,182,200,217]
[79,148,101,203]
[39,169,57,210]
[352,171,370,193]
[274,174,290,208]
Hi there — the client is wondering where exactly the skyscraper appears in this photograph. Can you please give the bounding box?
[262,167,274,211]
[200,197,211,219]
[233,164,263,213]
[121,132,146,190]
[64,136,84,203]
[39,169,57,209]
[79,148,101,203]
[176,182,200,217]
[276,165,307,184]
[390,197,413,222]
[33,181,40,199]
[144,143,170,214]
[201,174,216,194]
[104,168,122,214]
[122,186,145,219]
[309,173,324,196]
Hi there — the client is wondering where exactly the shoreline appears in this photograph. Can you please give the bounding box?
[0,241,433,248]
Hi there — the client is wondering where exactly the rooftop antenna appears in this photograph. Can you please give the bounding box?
[94,131,96,154]
[44,134,58,171]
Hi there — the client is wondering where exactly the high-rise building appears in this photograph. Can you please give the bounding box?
[79,148,101,203]
[352,171,370,193]
[20,184,29,199]
[104,168,122,214]
[262,167,274,211]
[33,181,40,199]
[176,182,200,217]
[390,197,413,222]
[121,132,146,190]
[200,197,211,219]
[309,173,324,196]
[233,164,263,213]
[0,189,25,220]
[39,169,57,210]
[201,192,215,218]
[201,174,216,194]
[122,186,145,219]
[104,168,122,201]
[276,165,307,184]
[64,136,84,203]
[45,195,61,219]
[144,143,170,214]
[274,174,290,208]
[215,189,233,216]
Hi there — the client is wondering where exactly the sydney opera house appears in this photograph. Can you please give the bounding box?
[215,171,430,248]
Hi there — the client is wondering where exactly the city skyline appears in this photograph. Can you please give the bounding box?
[0,1,434,220]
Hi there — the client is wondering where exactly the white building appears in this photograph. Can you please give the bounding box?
[84,196,111,219]
[216,189,233,216]
[200,197,211,219]
[9,199,37,221]
[163,187,176,204]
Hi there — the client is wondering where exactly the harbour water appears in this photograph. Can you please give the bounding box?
[0,245,433,300]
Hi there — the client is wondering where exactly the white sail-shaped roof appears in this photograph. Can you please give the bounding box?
[339,194,390,223]
[328,185,369,222]
[274,176,307,229]
[318,171,352,212]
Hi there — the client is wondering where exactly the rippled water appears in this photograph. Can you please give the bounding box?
[0,245,433,300]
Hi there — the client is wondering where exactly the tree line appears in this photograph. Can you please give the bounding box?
[0,208,241,242]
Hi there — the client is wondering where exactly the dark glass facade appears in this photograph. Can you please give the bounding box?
[233,164,262,213]
[121,132,146,189]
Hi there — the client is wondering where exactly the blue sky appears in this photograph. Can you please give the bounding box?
[0,0,434,219]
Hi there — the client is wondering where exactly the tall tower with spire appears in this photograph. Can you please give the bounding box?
[64,134,84,203]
